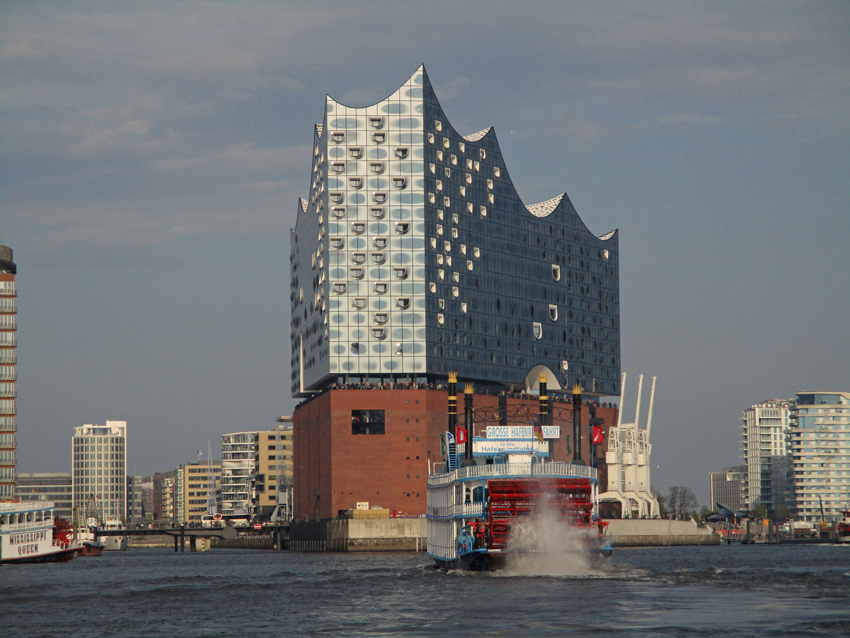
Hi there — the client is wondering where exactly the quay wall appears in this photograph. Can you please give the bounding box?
[604,519,721,547]
[290,518,427,552]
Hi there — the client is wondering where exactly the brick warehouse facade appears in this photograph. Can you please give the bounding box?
[293,387,618,520]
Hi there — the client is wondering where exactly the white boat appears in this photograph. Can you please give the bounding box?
[1,501,79,564]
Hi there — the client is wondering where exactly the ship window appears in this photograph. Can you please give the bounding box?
[352,252,366,264]
[395,147,409,159]
[352,409,385,435]
[372,131,386,143]
[331,161,345,173]
[392,176,407,189]
[374,312,388,324]
[396,297,410,309]
[371,327,387,340]
[372,191,387,204]
[370,162,384,174]
[333,282,346,294]
[331,131,345,143]
[330,237,344,249]
[370,206,384,219]
[331,206,346,219]
[330,192,344,204]
[350,267,363,279]
[371,252,385,264]
[352,297,366,309]
[393,267,408,279]
[351,222,366,234]
[395,222,409,234]
[373,236,388,249]
[349,146,362,158]
[373,282,388,294]
[369,116,383,129]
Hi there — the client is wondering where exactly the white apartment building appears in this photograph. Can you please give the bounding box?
[741,399,793,513]
[789,391,850,522]
[220,432,257,516]
[72,420,128,520]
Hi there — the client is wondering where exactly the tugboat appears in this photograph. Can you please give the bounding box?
[1,501,80,564]
[427,374,612,570]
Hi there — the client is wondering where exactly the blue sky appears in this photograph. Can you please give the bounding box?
[2,1,848,505]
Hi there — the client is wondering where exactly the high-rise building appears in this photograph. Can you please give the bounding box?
[72,421,127,520]
[0,245,16,499]
[289,65,619,398]
[741,399,793,513]
[789,391,850,522]
[709,466,745,512]
[16,472,73,520]
[290,67,622,521]
[220,432,257,516]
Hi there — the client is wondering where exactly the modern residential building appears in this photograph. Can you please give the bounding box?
[178,461,220,525]
[709,466,745,512]
[143,469,176,524]
[741,399,794,513]
[291,67,622,521]
[72,420,127,520]
[220,432,257,516]
[789,391,850,522]
[16,472,73,520]
[256,426,292,520]
[0,245,16,499]
[289,65,620,398]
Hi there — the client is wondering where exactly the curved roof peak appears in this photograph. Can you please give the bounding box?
[325,64,430,111]
[463,127,492,142]
[526,194,565,218]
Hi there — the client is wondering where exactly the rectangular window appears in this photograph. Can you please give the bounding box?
[352,410,385,435]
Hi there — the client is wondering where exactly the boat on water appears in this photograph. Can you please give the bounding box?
[80,496,128,551]
[837,507,850,544]
[1,501,80,564]
[426,374,612,571]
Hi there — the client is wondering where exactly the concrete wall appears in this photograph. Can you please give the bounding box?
[605,519,720,546]
[290,517,427,552]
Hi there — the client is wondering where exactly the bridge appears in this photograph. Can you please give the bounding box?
[92,524,290,552]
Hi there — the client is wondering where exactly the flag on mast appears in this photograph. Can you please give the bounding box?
[456,427,467,444]
[533,423,545,443]
[592,426,604,444]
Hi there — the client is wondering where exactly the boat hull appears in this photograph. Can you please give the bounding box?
[0,545,78,565]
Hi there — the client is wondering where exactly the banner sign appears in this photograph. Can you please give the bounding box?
[485,426,560,440]
[473,438,549,456]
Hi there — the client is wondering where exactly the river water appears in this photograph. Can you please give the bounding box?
[2,544,849,637]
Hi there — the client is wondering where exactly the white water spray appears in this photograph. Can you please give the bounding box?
[504,495,602,577]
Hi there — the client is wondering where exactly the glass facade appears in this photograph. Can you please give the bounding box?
[790,391,850,522]
[291,66,620,398]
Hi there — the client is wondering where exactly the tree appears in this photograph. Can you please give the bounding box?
[667,486,698,519]
[679,487,698,519]
[667,486,681,519]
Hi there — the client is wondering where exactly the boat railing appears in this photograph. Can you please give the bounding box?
[428,502,485,519]
[428,462,596,487]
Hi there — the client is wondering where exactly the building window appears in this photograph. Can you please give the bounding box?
[352,410,385,435]
[349,146,362,158]
[395,147,408,159]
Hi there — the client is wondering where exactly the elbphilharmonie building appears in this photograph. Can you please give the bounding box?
[290,66,620,398]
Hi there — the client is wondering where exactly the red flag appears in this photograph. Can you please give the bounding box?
[457,427,467,444]
[592,426,604,444]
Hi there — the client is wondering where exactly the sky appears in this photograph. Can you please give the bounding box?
[2,1,848,506]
